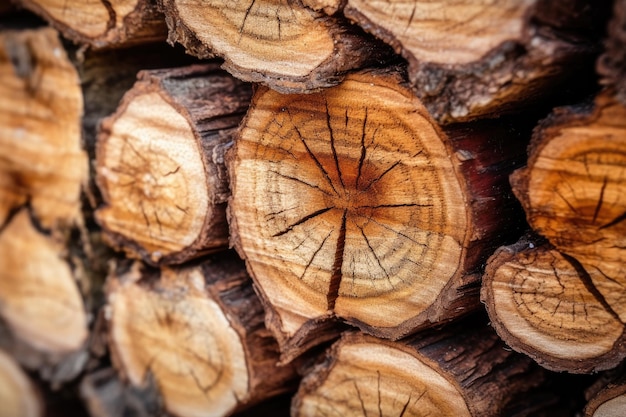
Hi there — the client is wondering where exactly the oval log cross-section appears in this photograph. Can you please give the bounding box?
[228,69,520,357]
[511,93,626,323]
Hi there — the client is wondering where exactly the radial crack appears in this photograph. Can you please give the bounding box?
[272,207,333,237]
[327,210,347,310]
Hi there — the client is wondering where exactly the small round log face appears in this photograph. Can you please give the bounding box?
[294,336,471,417]
[485,245,624,371]
[168,0,334,77]
[521,98,626,322]
[97,92,210,261]
[108,265,249,417]
[230,73,466,336]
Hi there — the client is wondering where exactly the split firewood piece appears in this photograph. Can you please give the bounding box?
[95,63,252,266]
[597,0,626,104]
[0,27,87,231]
[0,349,42,417]
[481,237,626,373]
[510,92,626,324]
[0,209,89,368]
[14,0,167,48]
[293,319,554,417]
[158,0,391,93]
[584,368,626,417]
[325,0,605,123]
[228,67,528,360]
[106,253,298,417]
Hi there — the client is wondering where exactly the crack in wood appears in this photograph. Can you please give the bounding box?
[327,210,347,310]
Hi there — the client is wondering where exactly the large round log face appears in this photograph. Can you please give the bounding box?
[229,73,467,338]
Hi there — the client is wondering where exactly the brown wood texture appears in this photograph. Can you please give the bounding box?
[0,27,89,380]
[597,0,626,104]
[510,92,626,325]
[228,67,528,361]
[106,253,297,417]
[0,26,87,231]
[481,237,626,373]
[14,0,166,48]
[325,0,607,123]
[158,0,392,93]
[293,318,554,417]
[95,63,252,265]
[0,349,42,417]
[584,369,626,417]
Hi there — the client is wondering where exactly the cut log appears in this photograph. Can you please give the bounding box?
[75,43,197,162]
[158,0,392,93]
[0,27,89,381]
[14,0,167,48]
[597,0,626,104]
[0,349,42,417]
[0,209,89,372]
[0,26,87,231]
[292,318,556,417]
[510,92,626,324]
[228,67,529,360]
[95,63,252,266]
[106,253,297,417]
[327,0,606,123]
[584,368,626,417]
[481,237,626,373]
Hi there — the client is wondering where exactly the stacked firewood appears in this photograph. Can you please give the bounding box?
[1,0,625,416]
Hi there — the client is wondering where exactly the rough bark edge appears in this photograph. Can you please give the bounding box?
[160,0,394,93]
[15,0,167,49]
[96,63,252,266]
[343,0,606,123]
[480,235,626,374]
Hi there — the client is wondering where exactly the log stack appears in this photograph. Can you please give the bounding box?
[1,0,625,416]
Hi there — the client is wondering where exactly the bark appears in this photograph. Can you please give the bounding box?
[14,0,167,48]
[328,0,608,123]
[228,67,529,361]
[95,63,252,266]
[481,236,626,373]
[292,317,557,417]
[0,349,42,417]
[597,0,626,105]
[0,27,90,382]
[158,0,392,93]
[510,92,626,325]
[584,368,626,417]
[105,252,298,417]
